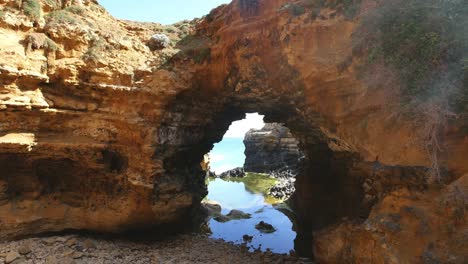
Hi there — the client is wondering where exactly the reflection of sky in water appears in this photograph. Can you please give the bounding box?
[207,178,296,254]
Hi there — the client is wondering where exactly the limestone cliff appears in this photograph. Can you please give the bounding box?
[244,123,303,173]
[0,0,466,263]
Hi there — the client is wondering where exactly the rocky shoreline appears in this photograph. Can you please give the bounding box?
[0,234,313,264]
[214,167,297,201]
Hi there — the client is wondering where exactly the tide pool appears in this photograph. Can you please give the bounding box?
[205,176,296,254]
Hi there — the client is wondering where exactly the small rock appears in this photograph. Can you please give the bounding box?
[226,209,251,220]
[242,235,253,242]
[57,257,75,264]
[55,237,68,243]
[63,249,75,257]
[18,244,31,255]
[255,221,276,233]
[42,238,55,246]
[71,252,84,259]
[45,256,59,264]
[213,214,229,223]
[5,251,20,264]
[83,239,96,249]
[202,201,222,215]
[65,238,78,247]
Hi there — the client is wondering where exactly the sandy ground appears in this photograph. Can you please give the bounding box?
[0,233,314,264]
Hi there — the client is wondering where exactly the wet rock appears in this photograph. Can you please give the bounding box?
[218,167,245,178]
[243,234,253,242]
[255,221,276,233]
[202,200,222,215]
[213,214,230,223]
[226,209,251,220]
[269,177,296,200]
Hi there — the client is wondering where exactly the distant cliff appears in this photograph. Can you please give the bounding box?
[243,123,303,173]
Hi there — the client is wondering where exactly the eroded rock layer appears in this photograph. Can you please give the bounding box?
[0,0,467,262]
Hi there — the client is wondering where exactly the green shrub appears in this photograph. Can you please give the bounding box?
[355,0,468,107]
[0,10,4,19]
[175,35,212,64]
[82,37,111,64]
[164,26,177,34]
[64,5,85,15]
[279,0,363,19]
[23,0,41,21]
[26,33,59,52]
[44,37,58,51]
[46,9,80,25]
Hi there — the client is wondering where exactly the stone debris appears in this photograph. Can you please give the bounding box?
[0,234,312,264]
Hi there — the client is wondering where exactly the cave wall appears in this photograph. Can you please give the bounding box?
[0,0,467,262]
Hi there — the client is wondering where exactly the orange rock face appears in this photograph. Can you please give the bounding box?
[0,0,466,262]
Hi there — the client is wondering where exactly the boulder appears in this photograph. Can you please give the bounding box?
[217,167,245,178]
[255,221,276,233]
[244,123,303,174]
[148,34,170,50]
[226,209,251,220]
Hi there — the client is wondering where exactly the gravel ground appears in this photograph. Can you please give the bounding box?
[0,234,314,264]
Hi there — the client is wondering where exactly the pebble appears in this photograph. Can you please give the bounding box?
[18,245,31,255]
[83,239,96,249]
[5,252,20,264]
[65,238,77,247]
[0,234,313,264]
[71,252,84,259]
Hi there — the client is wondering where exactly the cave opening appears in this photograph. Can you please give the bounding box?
[200,113,304,254]
[156,90,370,259]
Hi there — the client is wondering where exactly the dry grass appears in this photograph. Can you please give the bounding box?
[25,33,58,52]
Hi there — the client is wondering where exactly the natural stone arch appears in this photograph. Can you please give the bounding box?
[155,85,370,234]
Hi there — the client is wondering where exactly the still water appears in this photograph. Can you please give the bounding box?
[206,177,296,254]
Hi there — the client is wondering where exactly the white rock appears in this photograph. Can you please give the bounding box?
[148,34,170,50]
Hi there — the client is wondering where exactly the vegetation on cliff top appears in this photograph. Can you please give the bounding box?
[45,5,86,25]
[279,0,363,20]
[355,0,468,182]
[22,0,41,21]
[356,0,467,109]
[175,34,212,64]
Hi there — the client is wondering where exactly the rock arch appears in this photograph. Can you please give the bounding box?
[0,0,466,262]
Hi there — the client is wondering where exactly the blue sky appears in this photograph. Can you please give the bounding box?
[209,114,265,173]
[99,0,232,25]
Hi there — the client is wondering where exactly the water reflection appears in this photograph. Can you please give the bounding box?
[206,178,296,254]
